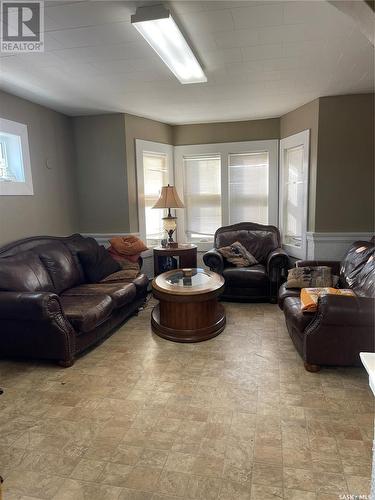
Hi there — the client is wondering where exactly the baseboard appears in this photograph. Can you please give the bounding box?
[306,232,373,260]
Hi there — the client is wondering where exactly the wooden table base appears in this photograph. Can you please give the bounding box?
[151,301,226,342]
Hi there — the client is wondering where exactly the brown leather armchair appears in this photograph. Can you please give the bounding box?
[203,222,289,302]
[278,240,375,371]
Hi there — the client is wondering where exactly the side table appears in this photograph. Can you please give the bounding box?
[153,244,197,277]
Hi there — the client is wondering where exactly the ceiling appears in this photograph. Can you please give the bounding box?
[0,0,373,124]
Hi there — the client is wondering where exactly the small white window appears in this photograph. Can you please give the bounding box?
[136,140,174,247]
[183,154,222,244]
[0,118,33,196]
[279,130,310,258]
[229,151,269,225]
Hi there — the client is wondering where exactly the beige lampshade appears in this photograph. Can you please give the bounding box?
[152,184,184,209]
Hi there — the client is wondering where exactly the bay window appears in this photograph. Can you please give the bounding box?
[175,140,278,248]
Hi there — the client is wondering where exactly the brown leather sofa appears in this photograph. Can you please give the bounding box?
[278,240,374,371]
[0,234,148,367]
[203,222,289,302]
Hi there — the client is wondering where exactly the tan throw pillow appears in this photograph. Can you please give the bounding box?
[100,261,140,283]
[218,241,258,267]
[286,266,332,289]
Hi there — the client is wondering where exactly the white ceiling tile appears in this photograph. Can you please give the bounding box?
[242,44,283,61]
[214,29,259,49]
[49,21,138,49]
[177,9,235,33]
[45,1,134,30]
[231,3,284,29]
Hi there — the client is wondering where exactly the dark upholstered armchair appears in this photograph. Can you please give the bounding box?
[203,222,289,302]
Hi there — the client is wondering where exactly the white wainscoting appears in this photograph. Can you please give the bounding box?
[306,232,373,260]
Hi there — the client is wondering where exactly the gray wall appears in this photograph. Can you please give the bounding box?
[315,94,374,232]
[124,113,173,233]
[72,114,129,233]
[0,90,78,246]
[173,118,280,145]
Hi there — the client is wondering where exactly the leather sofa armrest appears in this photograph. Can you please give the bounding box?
[0,291,64,321]
[266,248,289,280]
[296,259,341,275]
[310,294,374,328]
[203,248,224,274]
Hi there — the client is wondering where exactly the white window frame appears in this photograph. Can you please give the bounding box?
[279,130,310,259]
[0,117,33,196]
[136,139,174,248]
[174,140,278,250]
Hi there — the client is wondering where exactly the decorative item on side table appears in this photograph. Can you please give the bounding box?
[152,184,184,248]
[153,244,197,277]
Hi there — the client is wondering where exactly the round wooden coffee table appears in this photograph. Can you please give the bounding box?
[151,268,226,342]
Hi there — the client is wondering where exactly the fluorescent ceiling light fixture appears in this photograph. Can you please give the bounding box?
[131,5,207,84]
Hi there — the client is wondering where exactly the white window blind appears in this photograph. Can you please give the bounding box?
[183,155,221,242]
[229,152,269,225]
[282,145,304,247]
[143,151,168,246]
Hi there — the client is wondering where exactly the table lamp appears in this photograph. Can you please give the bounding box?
[152,184,184,247]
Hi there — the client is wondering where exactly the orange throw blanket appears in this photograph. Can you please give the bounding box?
[109,236,148,256]
[301,287,355,312]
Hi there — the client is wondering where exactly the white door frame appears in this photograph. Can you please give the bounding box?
[279,130,310,259]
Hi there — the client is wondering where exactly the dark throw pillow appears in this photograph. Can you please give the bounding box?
[78,244,121,283]
[0,250,54,292]
[218,241,258,267]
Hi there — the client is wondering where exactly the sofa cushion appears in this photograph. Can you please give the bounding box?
[0,250,54,292]
[62,282,136,309]
[37,242,82,294]
[78,243,120,283]
[60,294,113,333]
[222,264,268,287]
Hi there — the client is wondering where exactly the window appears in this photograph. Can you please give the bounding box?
[175,140,278,248]
[0,117,33,195]
[229,152,269,225]
[279,130,309,258]
[136,140,174,246]
[183,155,221,243]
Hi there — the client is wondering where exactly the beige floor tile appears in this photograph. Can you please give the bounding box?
[187,475,222,499]
[284,489,316,499]
[97,462,133,487]
[252,463,283,488]
[124,466,162,492]
[52,478,122,500]
[1,301,373,499]
[219,479,252,500]
[346,475,371,496]
[137,448,168,468]
[70,458,105,481]
[283,467,315,491]
[250,484,283,500]
[155,470,190,497]
[164,451,196,473]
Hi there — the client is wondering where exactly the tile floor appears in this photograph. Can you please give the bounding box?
[0,298,373,500]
